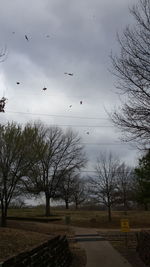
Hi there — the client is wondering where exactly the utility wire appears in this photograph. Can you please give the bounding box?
[80,170,134,173]
[5,111,113,127]
[3,111,134,145]
[43,124,113,128]
[6,110,109,120]
[82,142,132,145]
[5,114,113,128]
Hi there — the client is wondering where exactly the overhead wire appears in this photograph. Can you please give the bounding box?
[80,170,134,173]
[37,124,113,128]
[3,110,135,146]
[6,110,109,120]
[5,111,113,127]
[2,110,135,146]
[81,142,132,145]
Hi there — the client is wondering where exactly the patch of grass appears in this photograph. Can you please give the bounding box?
[0,228,50,262]
[6,208,150,228]
[7,220,74,236]
[7,207,60,219]
[0,221,74,262]
[1,207,149,266]
[53,209,150,229]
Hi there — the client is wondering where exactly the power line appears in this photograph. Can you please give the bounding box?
[5,111,113,127]
[10,92,91,99]
[6,110,109,120]
[80,170,134,173]
[4,115,113,128]
[82,142,131,145]
[46,124,113,128]
[2,111,135,145]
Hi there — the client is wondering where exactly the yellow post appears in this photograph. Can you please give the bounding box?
[120,219,130,247]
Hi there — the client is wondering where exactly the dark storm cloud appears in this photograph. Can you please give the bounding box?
[0,0,137,167]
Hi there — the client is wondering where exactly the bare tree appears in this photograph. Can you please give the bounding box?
[71,176,86,209]
[116,163,134,214]
[56,171,78,209]
[111,0,150,148]
[10,197,26,209]
[25,125,86,216]
[89,152,119,222]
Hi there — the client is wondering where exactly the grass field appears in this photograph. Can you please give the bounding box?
[0,227,50,262]
[0,207,149,265]
[6,207,150,229]
[0,220,74,262]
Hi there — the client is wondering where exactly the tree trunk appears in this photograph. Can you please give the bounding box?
[1,201,7,227]
[65,200,69,209]
[108,205,112,222]
[45,194,51,216]
[123,197,128,215]
[75,202,78,210]
[144,202,148,211]
[1,213,7,227]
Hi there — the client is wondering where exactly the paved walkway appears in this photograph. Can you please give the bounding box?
[72,227,133,267]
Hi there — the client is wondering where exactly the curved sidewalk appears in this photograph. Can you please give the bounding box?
[72,227,132,267]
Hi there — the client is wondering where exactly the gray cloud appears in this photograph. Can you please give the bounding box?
[0,0,138,169]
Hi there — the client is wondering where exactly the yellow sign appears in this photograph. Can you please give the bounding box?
[121,219,130,232]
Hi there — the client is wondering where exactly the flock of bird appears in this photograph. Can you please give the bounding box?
[0,31,90,134]
[15,81,83,107]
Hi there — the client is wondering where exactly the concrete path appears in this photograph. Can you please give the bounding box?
[72,227,132,267]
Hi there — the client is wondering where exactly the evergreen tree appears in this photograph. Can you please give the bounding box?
[135,150,150,210]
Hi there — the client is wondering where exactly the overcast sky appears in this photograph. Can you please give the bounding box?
[0,0,141,174]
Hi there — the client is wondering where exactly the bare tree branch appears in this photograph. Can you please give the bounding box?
[110,0,150,148]
[88,152,120,222]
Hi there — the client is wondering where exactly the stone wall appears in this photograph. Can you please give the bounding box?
[0,235,72,267]
[136,231,150,266]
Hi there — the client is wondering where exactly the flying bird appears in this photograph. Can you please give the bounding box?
[80,101,83,105]
[16,82,20,85]
[43,87,47,91]
[86,132,89,135]
[64,72,74,76]
[46,35,50,38]
[69,105,72,108]
[25,35,29,41]
[12,31,15,34]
